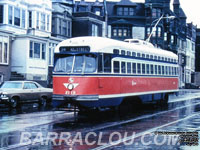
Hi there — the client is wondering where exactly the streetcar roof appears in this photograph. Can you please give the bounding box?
[55,36,178,59]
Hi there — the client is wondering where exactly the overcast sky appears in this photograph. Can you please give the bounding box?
[76,0,200,27]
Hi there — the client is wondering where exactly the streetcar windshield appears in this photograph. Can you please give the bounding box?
[54,54,96,73]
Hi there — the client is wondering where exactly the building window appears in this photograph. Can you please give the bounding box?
[42,44,46,60]
[59,19,62,35]
[152,28,156,37]
[48,43,56,66]
[40,13,45,30]
[62,20,67,36]
[14,8,20,26]
[164,32,167,41]
[112,25,131,38]
[22,9,25,28]
[129,7,134,15]
[30,41,46,60]
[52,18,55,33]
[157,27,162,37]
[93,7,101,16]
[4,43,8,63]
[152,8,161,18]
[92,24,99,36]
[28,11,32,28]
[67,21,71,37]
[171,35,174,44]
[0,42,8,64]
[8,6,13,25]
[117,7,123,15]
[47,15,50,31]
[34,43,40,58]
[0,5,3,23]
[147,27,151,37]
[118,29,122,37]
[36,12,39,29]
[0,43,3,63]
[30,41,33,58]
[78,6,87,12]
[117,7,135,16]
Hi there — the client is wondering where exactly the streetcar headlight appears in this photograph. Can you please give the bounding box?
[67,84,74,90]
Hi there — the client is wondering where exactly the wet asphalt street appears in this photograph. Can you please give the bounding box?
[0,90,200,150]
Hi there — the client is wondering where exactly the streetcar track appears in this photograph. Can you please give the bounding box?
[82,97,200,133]
[5,100,200,150]
[92,112,200,150]
[0,94,199,136]
[1,93,200,150]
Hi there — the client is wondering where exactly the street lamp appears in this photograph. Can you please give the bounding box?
[146,14,175,42]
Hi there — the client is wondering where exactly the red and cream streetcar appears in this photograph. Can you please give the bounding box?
[52,36,179,109]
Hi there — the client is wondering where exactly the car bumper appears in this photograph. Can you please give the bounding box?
[0,97,9,104]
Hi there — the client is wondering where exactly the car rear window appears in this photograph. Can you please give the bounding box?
[1,82,22,89]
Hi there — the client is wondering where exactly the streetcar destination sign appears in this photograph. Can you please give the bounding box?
[59,46,90,52]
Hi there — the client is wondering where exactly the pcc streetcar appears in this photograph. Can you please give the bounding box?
[52,36,179,109]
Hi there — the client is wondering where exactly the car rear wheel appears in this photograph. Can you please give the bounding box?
[39,97,47,107]
[10,97,18,108]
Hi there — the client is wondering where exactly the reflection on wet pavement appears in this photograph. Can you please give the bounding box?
[0,90,200,150]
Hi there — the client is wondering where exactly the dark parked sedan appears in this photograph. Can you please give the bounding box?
[0,81,52,108]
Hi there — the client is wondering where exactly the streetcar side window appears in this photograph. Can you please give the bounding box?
[142,63,145,74]
[113,49,119,54]
[127,62,131,73]
[137,63,141,74]
[121,50,126,55]
[98,54,103,73]
[165,66,168,75]
[158,65,161,75]
[150,64,154,74]
[155,65,158,74]
[113,61,120,73]
[142,53,145,58]
[147,64,150,74]
[121,62,126,73]
[132,63,136,74]
[104,54,112,73]
[127,51,131,56]
[162,66,164,75]
[169,66,171,75]
[176,67,179,75]
[132,52,136,57]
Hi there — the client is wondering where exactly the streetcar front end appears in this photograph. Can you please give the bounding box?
[52,50,100,108]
